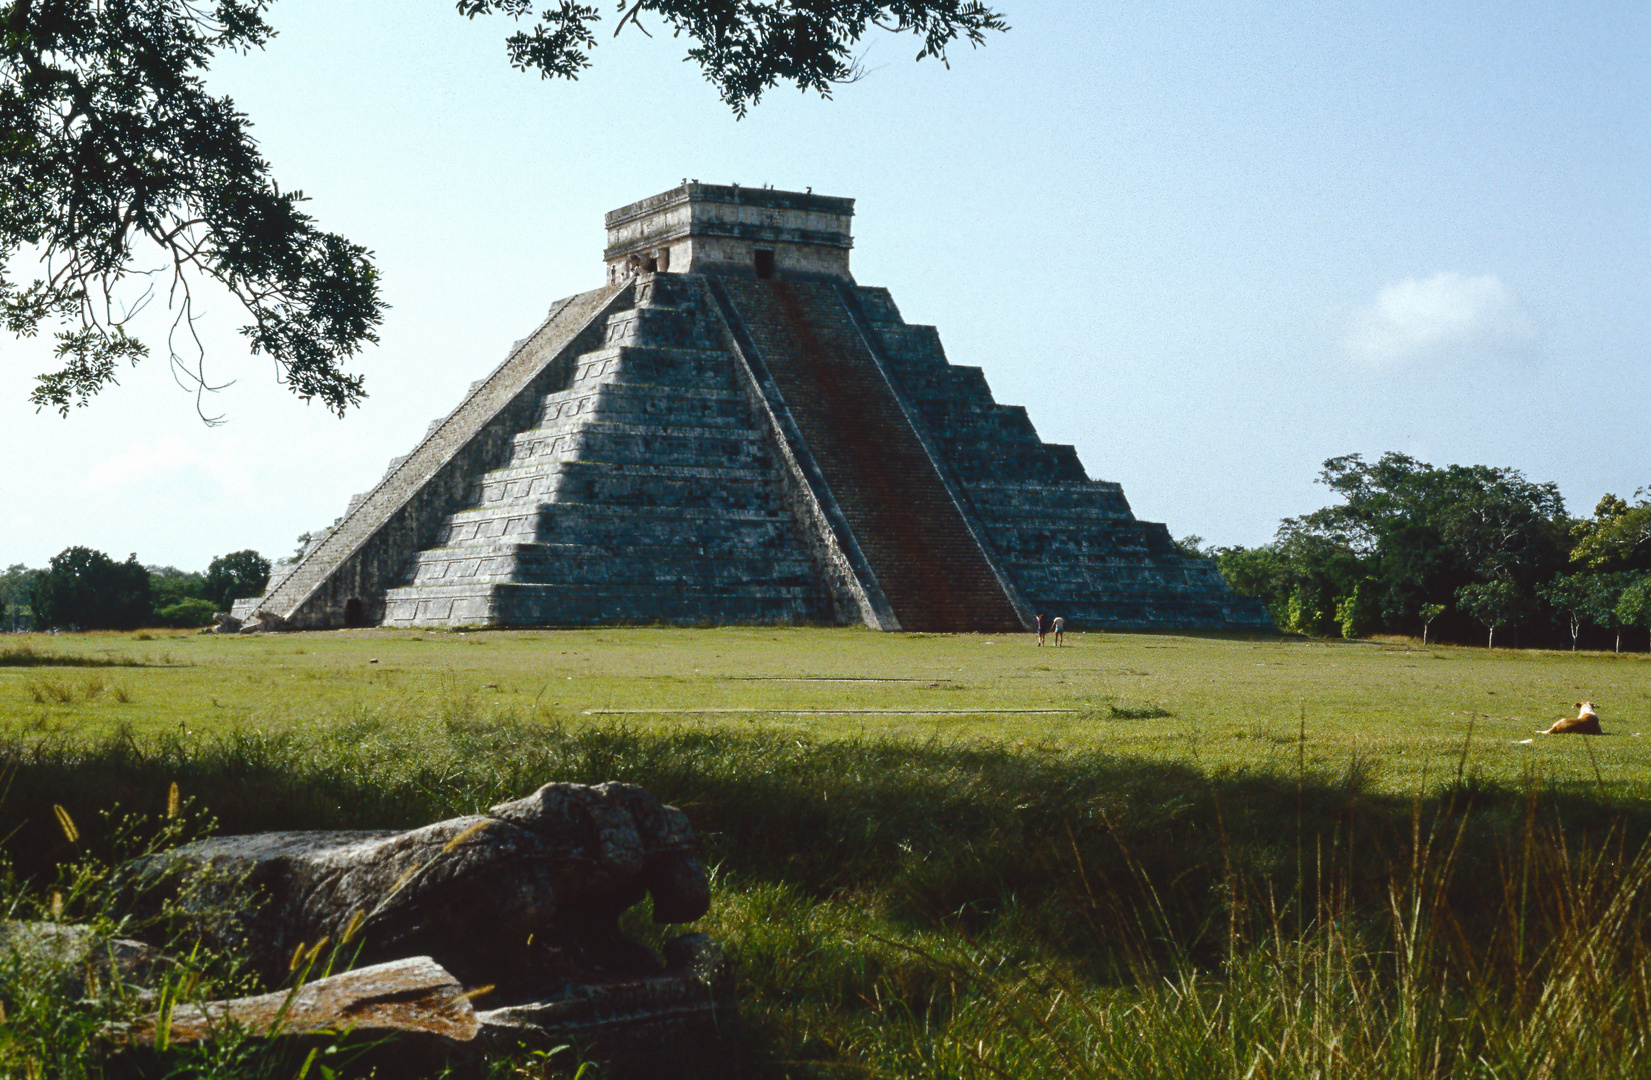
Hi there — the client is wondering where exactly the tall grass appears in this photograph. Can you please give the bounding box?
[4,712,1651,1076]
[0,642,142,668]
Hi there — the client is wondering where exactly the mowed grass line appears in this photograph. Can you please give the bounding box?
[2,627,1650,798]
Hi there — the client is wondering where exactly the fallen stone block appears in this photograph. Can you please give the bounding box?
[121,781,710,992]
[115,782,731,1074]
[110,956,480,1079]
[126,954,478,1045]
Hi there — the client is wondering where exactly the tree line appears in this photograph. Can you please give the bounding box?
[1188,453,1651,649]
[0,549,270,632]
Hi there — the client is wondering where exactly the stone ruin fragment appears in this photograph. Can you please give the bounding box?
[106,781,731,1075]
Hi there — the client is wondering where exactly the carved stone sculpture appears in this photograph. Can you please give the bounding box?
[117,782,729,1073]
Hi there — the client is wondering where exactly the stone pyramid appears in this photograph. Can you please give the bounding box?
[245,184,1271,634]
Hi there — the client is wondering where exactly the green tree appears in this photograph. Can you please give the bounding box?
[1539,572,1599,651]
[1213,544,1285,601]
[31,547,151,630]
[1213,537,1357,637]
[1582,572,1638,653]
[148,565,207,607]
[0,562,39,628]
[1419,602,1446,646]
[203,549,270,611]
[1456,578,1531,650]
[1569,491,1651,572]
[1174,534,1213,560]
[1530,570,1636,653]
[153,596,218,628]
[1335,578,1380,640]
[148,564,215,627]
[3,1,1005,414]
[1282,453,1568,640]
[1617,575,1651,653]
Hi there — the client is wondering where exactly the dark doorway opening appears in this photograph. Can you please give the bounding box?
[343,598,365,628]
[754,249,776,279]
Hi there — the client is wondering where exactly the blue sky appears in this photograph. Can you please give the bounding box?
[3,0,1646,571]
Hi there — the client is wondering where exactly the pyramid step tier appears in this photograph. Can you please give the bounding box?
[498,425,769,473]
[534,384,752,430]
[383,581,824,628]
[437,505,799,548]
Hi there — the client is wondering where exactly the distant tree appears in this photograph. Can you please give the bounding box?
[153,597,218,628]
[1539,572,1600,651]
[31,547,151,630]
[1617,576,1651,653]
[203,550,270,611]
[1456,578,1531,649]
[1335,579,1380,640]
[0,563,38,627]
[1569,491,1651,572]
[1577,572,1637,653]
[1419,602,1447,646]
[1213,545,1285,600]
[1175,534,1213,560]
[1275,453,1568,642]
[1213,539,1355,636]
[148,566,208,609]
[288,531,316,565]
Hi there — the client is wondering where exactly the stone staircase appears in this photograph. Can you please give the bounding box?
[381,276,828,627]
[258,285,627,629]
[849,286,1273,630]
[714,279,1028,633]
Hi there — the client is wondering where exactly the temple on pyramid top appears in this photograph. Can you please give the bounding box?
[604,183,855,284]
[237,183,1272,635]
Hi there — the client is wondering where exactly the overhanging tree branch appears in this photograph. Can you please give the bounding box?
[4,0,1005,417]
[3,0,383,416]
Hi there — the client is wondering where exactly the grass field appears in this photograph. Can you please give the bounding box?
[7,627,1651,1078]
[4,626,1649,798]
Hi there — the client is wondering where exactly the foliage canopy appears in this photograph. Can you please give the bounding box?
[1214,453,1576,644]
[457,0,1009,115]
[30,545,150,629]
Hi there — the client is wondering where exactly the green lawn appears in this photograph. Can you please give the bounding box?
[4,627,1648,798]
[9,627,1651,1078]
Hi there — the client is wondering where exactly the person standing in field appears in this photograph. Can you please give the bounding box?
[1035,613,1046,646]
[1052,615,1065,646]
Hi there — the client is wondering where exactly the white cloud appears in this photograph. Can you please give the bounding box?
[1345,271,1536,365]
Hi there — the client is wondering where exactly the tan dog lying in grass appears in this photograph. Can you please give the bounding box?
[1541,701,1602,735]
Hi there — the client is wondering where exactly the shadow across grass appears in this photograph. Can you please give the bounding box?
[8,719,1651,1077]
[5,719,1648,976]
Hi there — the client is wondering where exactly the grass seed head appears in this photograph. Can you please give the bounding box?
[53,804,78,843]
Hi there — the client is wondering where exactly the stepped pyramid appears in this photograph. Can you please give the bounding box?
[245,184,1271,634]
